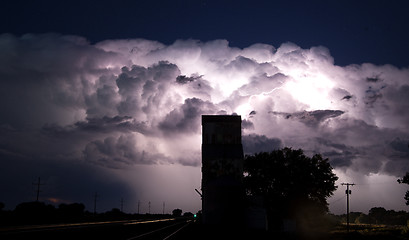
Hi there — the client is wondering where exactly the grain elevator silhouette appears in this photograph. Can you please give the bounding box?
[201,115,245,226]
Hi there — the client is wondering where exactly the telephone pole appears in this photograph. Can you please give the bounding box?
[341,183,355,232]
[93,192,99,216]
[138,200,140,214]
[163,202,165,215]
[148,201,151,214]
[120,198,124,212]
[32,177,45,202]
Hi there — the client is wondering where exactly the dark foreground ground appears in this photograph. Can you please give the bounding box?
[179,222,409,240]
[325,224,408,240]
[150,221,409,240]
[1,219,408,240]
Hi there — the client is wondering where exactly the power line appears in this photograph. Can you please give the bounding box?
[329,195,346,205]
[354,181,397,186]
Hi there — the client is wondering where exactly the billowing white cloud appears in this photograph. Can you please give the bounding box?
[1,33,408,213]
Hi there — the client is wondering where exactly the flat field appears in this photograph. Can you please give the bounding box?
[325,223,408,240]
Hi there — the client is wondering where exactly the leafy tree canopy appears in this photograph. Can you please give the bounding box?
[172,208,182,217]
[244,147,338,217]
[397,172,409,205]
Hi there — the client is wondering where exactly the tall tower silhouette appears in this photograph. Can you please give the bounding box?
[201,115,245,225]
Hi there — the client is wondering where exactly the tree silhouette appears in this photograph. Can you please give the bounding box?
[397,172,409,205]
[58,203,85,221]
[172,208,182,217]
[14,201,56,224]
[368,207,387,224]
[244,147,338,229]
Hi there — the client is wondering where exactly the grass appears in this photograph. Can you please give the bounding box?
[327,223,408,240]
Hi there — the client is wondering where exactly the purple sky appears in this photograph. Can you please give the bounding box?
[0,0,408,214]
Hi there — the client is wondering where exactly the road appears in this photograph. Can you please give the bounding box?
[0,218,192,240]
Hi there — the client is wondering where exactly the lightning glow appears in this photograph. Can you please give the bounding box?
[1,34,409,214]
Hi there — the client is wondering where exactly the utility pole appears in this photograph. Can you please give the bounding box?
[138,200,140,214]
[148,201,151,214]
[93,192,99,216]
[120,198,124,212]
[32,177,45,202]
[163,202,165,215]
[341,183,355,232]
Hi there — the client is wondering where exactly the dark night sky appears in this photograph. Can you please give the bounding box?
[1,0,409,214]
[2,0,409,67]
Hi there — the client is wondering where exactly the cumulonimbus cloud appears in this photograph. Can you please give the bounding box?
[0,33,409,178]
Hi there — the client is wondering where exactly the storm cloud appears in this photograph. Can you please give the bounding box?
[1,33,409,212]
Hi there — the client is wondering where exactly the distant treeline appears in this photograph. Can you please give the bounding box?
[335,207,409,226]
[0,201,193,226]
